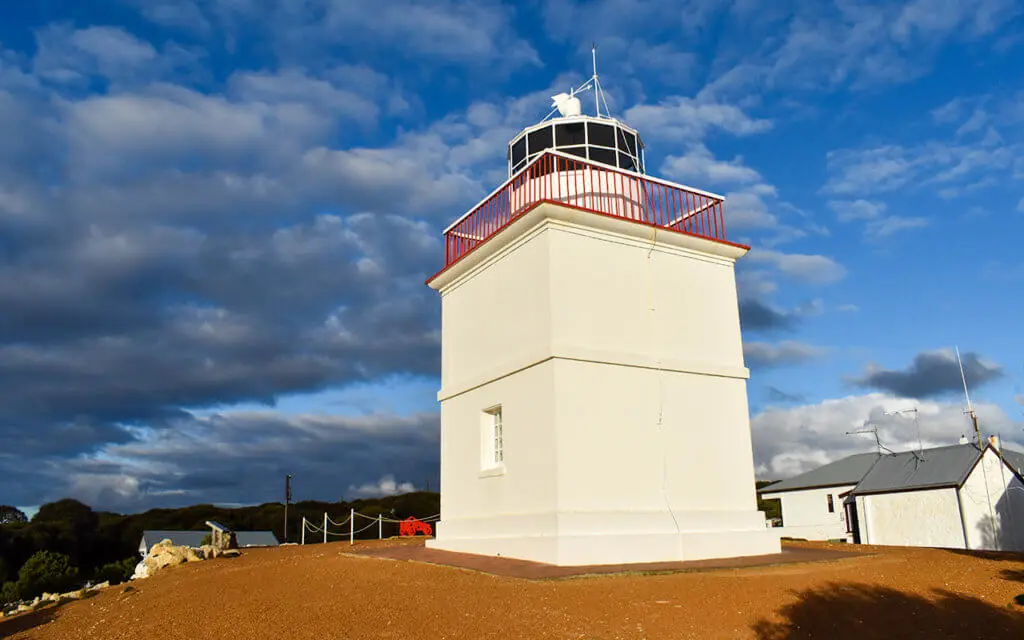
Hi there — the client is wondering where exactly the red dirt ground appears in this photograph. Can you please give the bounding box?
[2,539,1022,640]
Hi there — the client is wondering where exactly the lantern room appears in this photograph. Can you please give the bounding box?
[507,116,645,176]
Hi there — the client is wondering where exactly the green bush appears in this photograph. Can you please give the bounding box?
[0,581,19,605]
[201,534,212,546]
[16,551,80,599]
[95,558,137,586]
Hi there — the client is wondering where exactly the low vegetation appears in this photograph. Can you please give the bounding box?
[0,491,439,605]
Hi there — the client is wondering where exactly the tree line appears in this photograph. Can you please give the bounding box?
[0,491,440,605]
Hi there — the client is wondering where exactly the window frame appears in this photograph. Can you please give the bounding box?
[479,405,505,477]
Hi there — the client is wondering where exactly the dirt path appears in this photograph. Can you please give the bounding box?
[3,540,1022,640]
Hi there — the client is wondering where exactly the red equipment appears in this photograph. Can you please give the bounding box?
[399,517,433,537]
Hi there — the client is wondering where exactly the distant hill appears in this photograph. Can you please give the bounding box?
[0,492,439,599]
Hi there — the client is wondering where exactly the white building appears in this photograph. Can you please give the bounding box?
[761,439,1024,551]
[424,73,779,566]
[759,452,881,541]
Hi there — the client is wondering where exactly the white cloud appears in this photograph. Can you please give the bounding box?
[624,97,772,143]
[661,144,763,187]
[347,474,417,499]
[752,393,1023,479]
[824,139,1014,197]
[828,199,929,239]
[745,249,847,285]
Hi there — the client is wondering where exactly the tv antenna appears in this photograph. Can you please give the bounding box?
[845,421,896,456]
[885,407,925,458]
[956,345,983,446]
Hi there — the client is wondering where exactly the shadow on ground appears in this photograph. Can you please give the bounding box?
[0,605,59,639]
[752,583,1024,640]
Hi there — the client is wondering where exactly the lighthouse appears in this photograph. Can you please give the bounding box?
[424,60,780,566]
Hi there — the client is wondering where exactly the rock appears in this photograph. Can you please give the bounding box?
[220,549,241,558]
[132,558,149,580]
[89,581,110,591]
[17,604,33,613]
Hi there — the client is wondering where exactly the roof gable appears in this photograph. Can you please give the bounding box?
[759,452,881,494]
[850,444,982,495]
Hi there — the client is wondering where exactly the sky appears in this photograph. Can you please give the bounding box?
[1,0,1022,514]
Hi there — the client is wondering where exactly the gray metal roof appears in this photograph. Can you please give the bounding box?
[141,530,279,551]
[759,452,882,494]
[236,531,279,547]
[849,444,983,495]
[141,531,207,549]
[1002,448,1024,475]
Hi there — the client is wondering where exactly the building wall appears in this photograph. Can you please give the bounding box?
[439,224,552,393]
[959,448,1024,552]
[761,485,855,541]
[860,488,965,548]
[429,202,778,564]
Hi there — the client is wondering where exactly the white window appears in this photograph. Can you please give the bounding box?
[492,407,503,464]
[481,405,504,473]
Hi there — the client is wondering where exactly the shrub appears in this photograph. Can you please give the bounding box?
[201,534,212,546]
[95,558,137,586]
[0,581,19,605]
[16,551,80,599]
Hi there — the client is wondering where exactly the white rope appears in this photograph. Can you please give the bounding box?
[324,520,378,536]
[326,513,351,527]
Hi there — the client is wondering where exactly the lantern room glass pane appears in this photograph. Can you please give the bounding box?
[588,122,615,147]
[618,130,638,154]
[589,147,616,166]
[556,122,586,145]
[511,137,526,166]
[527,126,553,155]
[618,153,636,171]
[562,146,587,158]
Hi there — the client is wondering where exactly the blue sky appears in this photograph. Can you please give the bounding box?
[0,0,1022,512]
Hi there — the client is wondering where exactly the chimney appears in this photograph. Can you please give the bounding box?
[987,434,1000,451]
[958,434,968,445]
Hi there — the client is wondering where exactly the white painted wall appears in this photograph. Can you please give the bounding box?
[859,488,965,548]
[761,485,855,541]
[958,448,1024,551]
[428,201,779,565]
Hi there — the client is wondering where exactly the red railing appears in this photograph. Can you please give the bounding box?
[441,150,729,268]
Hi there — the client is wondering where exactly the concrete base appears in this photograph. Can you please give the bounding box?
[427,510,782,566]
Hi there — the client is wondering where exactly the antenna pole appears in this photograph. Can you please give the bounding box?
[956,346,983,445]
[592,43,600,117]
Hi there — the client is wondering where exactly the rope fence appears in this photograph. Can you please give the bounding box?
[300,509,441,545]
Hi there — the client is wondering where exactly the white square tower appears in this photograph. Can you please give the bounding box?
[425,105,780,566]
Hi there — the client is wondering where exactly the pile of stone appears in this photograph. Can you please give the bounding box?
[131,539,240,580]
[1,581,110,617]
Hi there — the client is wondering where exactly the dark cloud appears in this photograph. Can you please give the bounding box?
[765,386,807,404]
[744,341,825,368]
[7,410,440,511]
[739,299,796,332]
[853,349,1003,398]
[0,36,480,510]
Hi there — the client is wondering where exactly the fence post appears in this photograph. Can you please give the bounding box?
[350,508,355,545]
[301,517,306,545]
[323,512,327,545]
[378,514,382,540]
